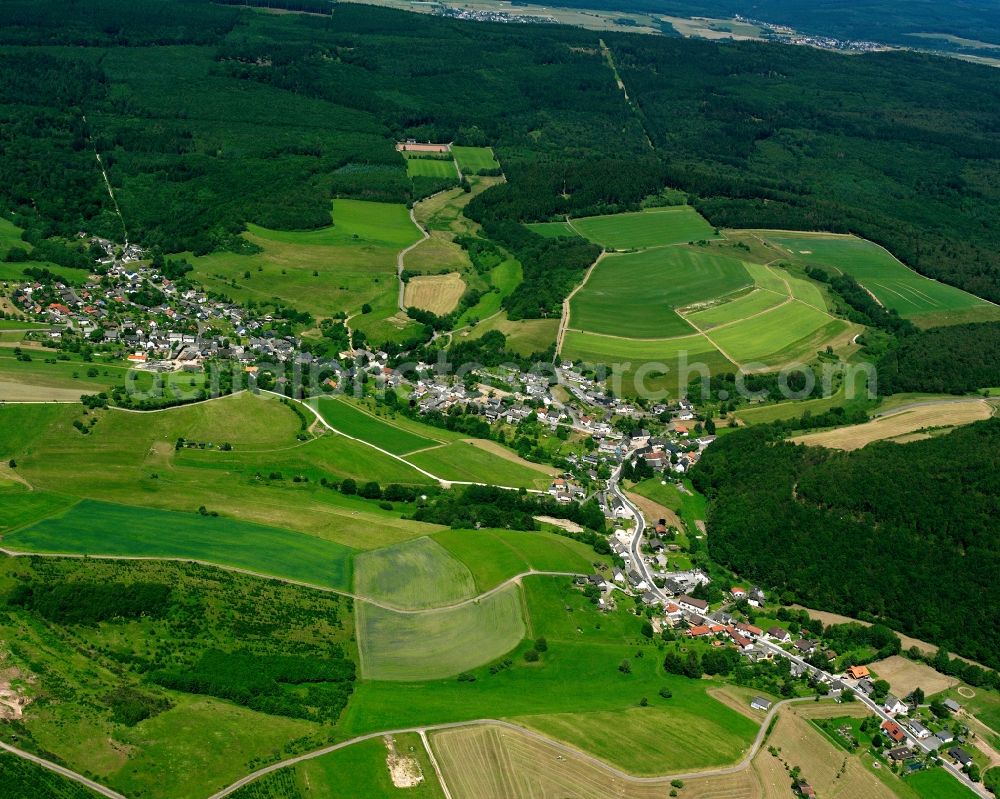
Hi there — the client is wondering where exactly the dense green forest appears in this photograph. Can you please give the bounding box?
[4,0,999,314]
[875,321,1000,394]
[691,420,1000,670]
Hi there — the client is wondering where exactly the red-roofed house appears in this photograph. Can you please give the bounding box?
[881,719,906,744]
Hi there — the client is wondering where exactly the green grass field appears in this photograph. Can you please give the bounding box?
[405,156,459,180]
[684,287,785,329]
[456,257,522,325]
[354,536,478,609]
[312,396,440,454]
[343,576,759,775]
[903,768,978,799]
[355,581,526,680]
[561,329,734,397]
[526,221,577,239]
[570,248,751,338]
[288,733,445,799]
[4,498,355,590]
[451,146,500,173]
[462,311,558,356]
[185,199,420,320]
[767,234,998,323]
[433,528,600,591]
[0,487,78,532]
[570,206,719,250]
[0,395,440,550]
[405,440,553,490]
[708,300,845,365]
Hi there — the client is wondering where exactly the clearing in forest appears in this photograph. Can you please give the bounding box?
[570,206,718,250]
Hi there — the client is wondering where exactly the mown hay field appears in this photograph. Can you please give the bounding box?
[355,582,526,680]
[791,399,994,450]
[404,272,467,315]
[353,536,478,609]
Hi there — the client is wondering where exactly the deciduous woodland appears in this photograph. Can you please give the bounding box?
[3,1,1000,307]
[692,419,1000,670]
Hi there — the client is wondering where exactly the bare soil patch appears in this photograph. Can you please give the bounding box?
[625,491,683,531]
[534,515,583,533]
[384,734,425,788]
[870,655,958,697]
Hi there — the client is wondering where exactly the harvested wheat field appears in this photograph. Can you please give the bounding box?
[791,399,994,450]
[404,272,467,315]
[752,706,893,799]
[430,723,761,799]
[870,655,958,697]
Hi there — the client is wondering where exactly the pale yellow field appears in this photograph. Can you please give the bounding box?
[0,380,88,401]
[430,723,761,799]
[870,655,958,698]
[791,399,994,450]
[404,272,467,315]
[752,707,895,799]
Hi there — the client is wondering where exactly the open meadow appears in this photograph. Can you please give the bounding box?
[561,329,734,397]
[525,220,577,239]
[451,146,501,173]
[355,582,526,681]
[766,233,999,325]
[570,206,719,250]
[569,247,752,338]
[354,536,478,609]
[4,498,355,590]
[405,439,554,490]
[461,311,557,356]
[185,199,421,322]
[432,527,600,591]
[791,398,995,450]
[312,395,441,455]
[405,155,459,180]
[0,394,443,550]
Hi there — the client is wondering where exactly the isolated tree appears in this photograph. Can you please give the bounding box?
[340,478,357,495]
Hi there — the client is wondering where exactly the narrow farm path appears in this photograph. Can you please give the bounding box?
[397,206,430,311]
[0,547,577,616]
[555,249,606,358]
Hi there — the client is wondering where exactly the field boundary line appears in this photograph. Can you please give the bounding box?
[420,730,455,799]
[0,546,577,615]
[321,395,448,446]
[285,391,546,493]
[0,739,127,799]
[207,698,816,799]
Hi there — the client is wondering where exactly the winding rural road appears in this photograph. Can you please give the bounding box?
[0,739,128,799]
